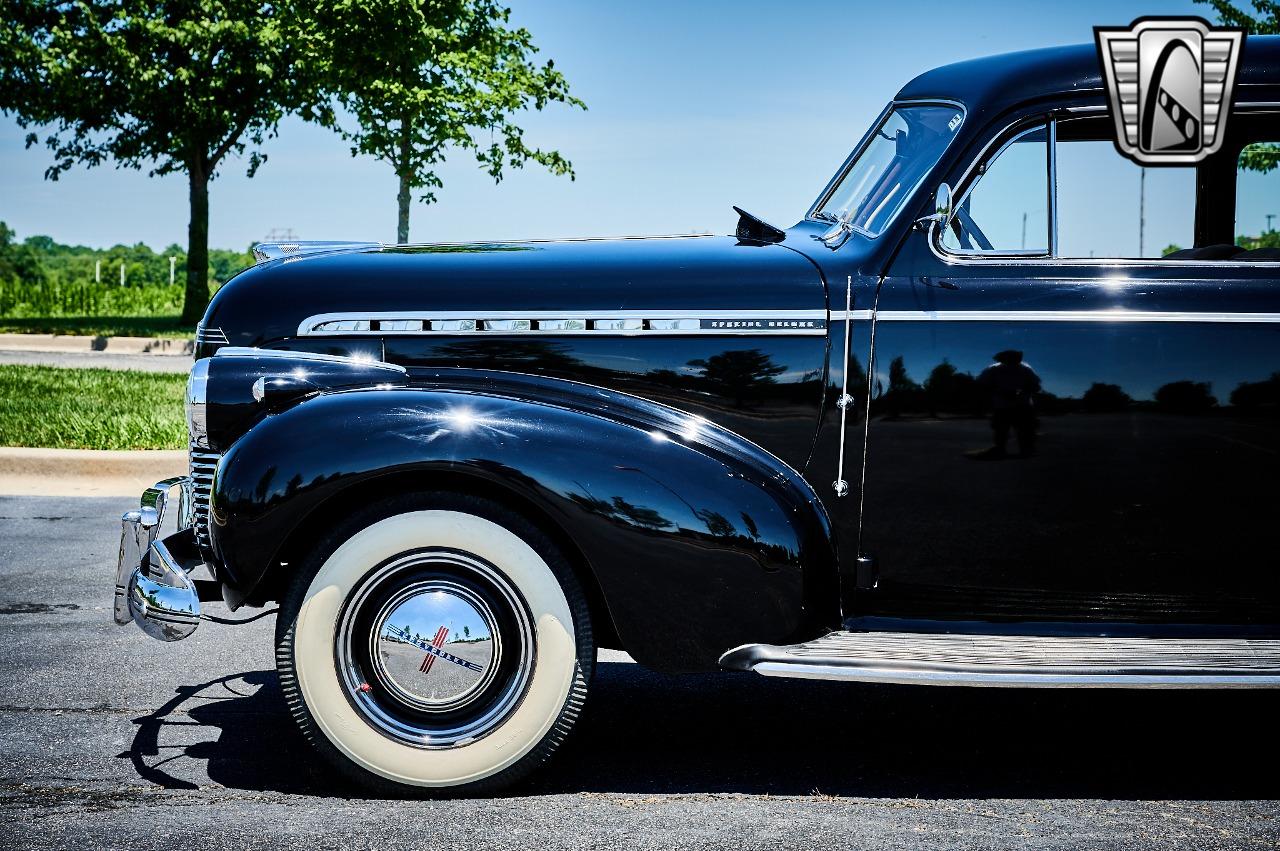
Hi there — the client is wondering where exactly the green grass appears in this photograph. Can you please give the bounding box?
[0,365,187,450]
[0,315,195,338]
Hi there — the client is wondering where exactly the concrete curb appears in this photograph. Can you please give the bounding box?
[0,447,187,497]
[0,333,193,356]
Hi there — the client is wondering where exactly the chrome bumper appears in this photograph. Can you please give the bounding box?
[114,477,203,641]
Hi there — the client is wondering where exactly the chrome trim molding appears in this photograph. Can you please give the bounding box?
[805,98,967,226]
[931,102,1280,266]
[723,631,1280,689]
[866,309,1280,323]
[186,359,210,449]
[833,276,854,497]
[189,449,220,557]
[214,345,408,372]
[296,309,830,337]
[750,662,1280,689]
[195,322,228,346]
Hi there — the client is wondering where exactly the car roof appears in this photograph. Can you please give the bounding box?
[896,34,1280,117]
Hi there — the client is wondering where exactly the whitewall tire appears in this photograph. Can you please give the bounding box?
[276,493,593,795]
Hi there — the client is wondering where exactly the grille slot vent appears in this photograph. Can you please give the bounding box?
[195,322,229,347]
[189,447,221,556]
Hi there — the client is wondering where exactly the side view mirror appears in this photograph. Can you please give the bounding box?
[915,183,954,231]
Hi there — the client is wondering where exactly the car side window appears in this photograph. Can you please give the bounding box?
[1056,136,1195,259]
[942,124,1048,254]
[1236,142,1280,256]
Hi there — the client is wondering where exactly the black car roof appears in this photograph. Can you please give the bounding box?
[896,34,1280,116]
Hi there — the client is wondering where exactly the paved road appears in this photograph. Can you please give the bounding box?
[0,350,190,373]
[0,496,1277,850]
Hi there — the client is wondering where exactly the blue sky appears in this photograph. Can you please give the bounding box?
[0,0,1207,250]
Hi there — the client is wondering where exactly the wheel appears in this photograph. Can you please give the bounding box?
[275,492,593,795]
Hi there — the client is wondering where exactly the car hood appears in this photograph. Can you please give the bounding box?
[203,234,829,351]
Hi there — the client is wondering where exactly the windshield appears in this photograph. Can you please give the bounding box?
[814,104,964,237]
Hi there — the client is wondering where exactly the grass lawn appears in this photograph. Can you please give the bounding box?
[0,316,195,339]
[0,365,187,450]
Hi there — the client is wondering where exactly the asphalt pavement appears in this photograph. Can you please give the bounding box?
[1,495,1278,850]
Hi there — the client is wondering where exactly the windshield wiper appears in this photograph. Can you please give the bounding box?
[811,210,840,223]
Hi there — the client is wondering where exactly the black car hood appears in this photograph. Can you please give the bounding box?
[204,234,828,350]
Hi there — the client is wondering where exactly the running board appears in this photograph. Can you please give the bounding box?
[719,631,1280,688]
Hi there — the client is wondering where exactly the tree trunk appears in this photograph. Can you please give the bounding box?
[395,121,413,244]
[181,164,211,326]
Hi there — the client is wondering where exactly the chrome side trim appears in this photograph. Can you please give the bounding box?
[214,345,408,371]
[296,309,830,337]
[832,277,854,497]
[723,631,1280,689]
[750,662,1280,689]
[866,310,1280,323]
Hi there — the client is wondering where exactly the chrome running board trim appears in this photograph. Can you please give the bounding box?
[720,631,1280,689]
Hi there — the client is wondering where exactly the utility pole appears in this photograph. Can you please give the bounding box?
[95,260,100,284]
[169,256,176,285]
[1267,213,1276,233]
[1021,212,1028,250]
[119,262,125,286]
[1138,167,1146,257]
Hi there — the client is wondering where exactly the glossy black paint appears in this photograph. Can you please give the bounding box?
[195,35,1280,656]
[208,370,836,672]
[861,253,1280,625]
[200,235,828,356]
[202,351,408,451]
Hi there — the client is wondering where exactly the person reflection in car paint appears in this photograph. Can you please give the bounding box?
[970,349,1041,459]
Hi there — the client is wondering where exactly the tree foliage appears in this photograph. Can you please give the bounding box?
[1196,0,1279,33]
[0,1,330,322]
[317,0,585,243]
[1198,1,1280,175]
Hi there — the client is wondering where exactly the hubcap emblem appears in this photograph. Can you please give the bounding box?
[372,583,499,711]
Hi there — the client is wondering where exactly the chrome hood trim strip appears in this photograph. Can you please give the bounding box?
[297,309,829,337]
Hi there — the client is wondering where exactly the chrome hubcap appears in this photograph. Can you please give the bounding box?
[370,581,500,711]
[336,550,534,749]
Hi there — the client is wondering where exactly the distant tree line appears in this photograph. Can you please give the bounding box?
[0,221,252,319]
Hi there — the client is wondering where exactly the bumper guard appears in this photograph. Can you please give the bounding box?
[114,476,204,641]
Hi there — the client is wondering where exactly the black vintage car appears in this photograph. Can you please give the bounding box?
[116,35,1280,793]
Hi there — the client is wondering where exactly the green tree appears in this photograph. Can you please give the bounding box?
[317,0,585,243]
[1198,2,1280,174]
[0,223,45,287]
[0,1,330,324]
[1196,0,1279,33]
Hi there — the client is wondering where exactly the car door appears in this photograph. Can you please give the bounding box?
[856,106,1280,628]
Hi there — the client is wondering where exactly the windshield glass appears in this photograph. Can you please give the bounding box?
[814,104,964,237]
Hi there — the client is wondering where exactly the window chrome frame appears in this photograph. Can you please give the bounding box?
[929,101,1280,267]
[806,98,968,240]
[936,118,1056,259]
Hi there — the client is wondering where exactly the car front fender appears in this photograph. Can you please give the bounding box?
[210,371,836,671]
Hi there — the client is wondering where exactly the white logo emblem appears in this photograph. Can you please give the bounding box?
[1095,17,1244,165]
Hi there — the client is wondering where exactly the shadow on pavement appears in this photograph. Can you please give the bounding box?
[124,661,1280,800]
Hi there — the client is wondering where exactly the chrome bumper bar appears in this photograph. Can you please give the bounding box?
[114,477,203,641]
